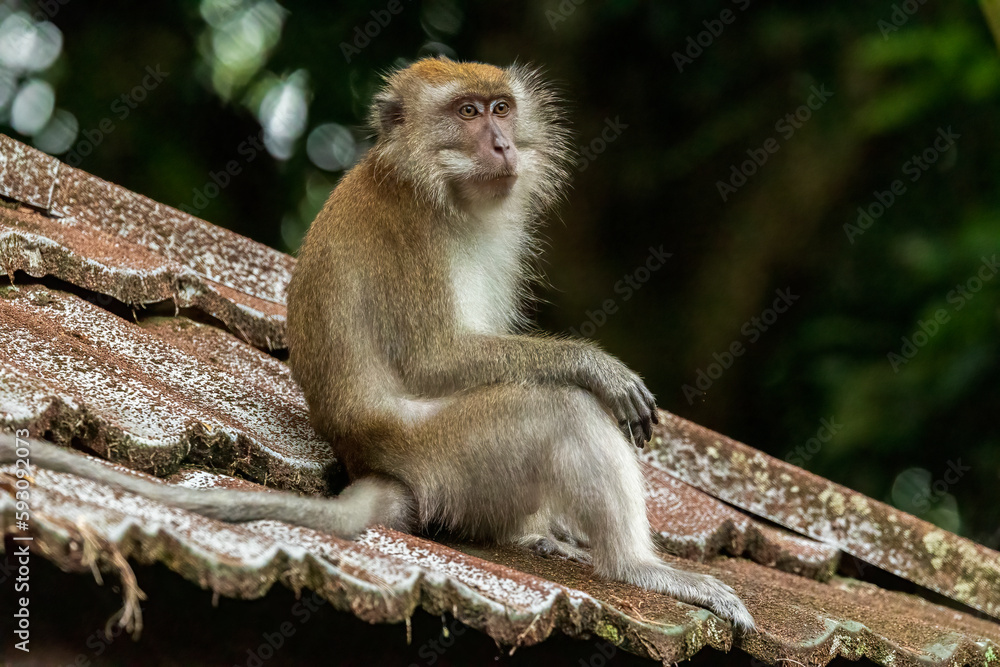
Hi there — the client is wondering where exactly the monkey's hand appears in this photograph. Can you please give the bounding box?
[582,354,658,447]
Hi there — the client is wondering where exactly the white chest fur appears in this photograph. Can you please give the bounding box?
[448,209,525,334]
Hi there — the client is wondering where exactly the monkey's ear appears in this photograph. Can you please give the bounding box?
[372,91,405,135]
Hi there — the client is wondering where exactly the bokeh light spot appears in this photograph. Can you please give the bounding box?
[10,77,54,135]
[0,12,62,72]
[306,123,357,172]
[33,107,78,154]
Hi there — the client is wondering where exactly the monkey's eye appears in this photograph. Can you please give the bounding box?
[458,103,478,119]
[493,101,511,116]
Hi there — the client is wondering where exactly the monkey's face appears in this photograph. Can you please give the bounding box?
[448,95,519,202]
[371,58,569,213]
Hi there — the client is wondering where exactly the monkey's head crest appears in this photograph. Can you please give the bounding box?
[368,56,571,215]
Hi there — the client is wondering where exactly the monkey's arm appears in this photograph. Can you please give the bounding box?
[414,333,658,445]
[0,435,413,537]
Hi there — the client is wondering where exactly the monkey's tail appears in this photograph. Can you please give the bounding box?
[0,435,415,539]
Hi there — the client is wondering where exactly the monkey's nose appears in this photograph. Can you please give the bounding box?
[492,139,517,171]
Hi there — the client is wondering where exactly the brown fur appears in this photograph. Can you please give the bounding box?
[285,57,754,631]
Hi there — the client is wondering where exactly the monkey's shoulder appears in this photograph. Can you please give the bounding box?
[315,159,433,245]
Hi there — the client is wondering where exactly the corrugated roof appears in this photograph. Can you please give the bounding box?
[0,134,289,350]
[4,427,999,666]
[0,283,331,494]
[1,133,998,665]
[642,461,841,581]
[645,415,1000,620]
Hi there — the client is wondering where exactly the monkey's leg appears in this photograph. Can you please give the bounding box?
[551,519,588,548]
[0,435,415,539]
[549,393,756,632]
[387,386,753,630]
[394,384,605,542]
[516,511,591,563]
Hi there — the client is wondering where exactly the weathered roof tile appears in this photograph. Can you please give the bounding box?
[643,460,841,580]
[646,411,1000,621]
[0,132,59,209]
[2,458,997,666]
[0,134,289,349]
[0,284,332,493]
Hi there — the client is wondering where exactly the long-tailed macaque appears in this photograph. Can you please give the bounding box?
[0,58,753,631]
[285,57,753,630]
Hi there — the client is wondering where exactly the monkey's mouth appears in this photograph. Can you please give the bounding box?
[471,170,517,182]
[459,171,518,199]
[489,174,518,188]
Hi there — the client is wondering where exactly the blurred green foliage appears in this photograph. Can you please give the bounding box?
[2,0,998,545]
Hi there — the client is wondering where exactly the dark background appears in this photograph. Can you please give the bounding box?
[3,0,997,564]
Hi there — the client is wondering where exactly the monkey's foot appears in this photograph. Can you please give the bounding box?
[524,535,592,563]
[619,561,755,632]
[551,524,589,549]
